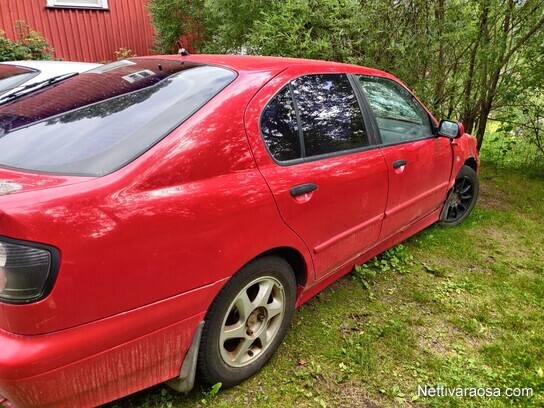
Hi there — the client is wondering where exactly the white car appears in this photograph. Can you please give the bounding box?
[0,60,101,103]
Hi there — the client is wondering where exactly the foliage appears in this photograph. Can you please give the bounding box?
[148,0,544,170]
[353,244,414,299]
[200,0,272,54]
[479,122,543,176]
[114,47,137,60]
[146,0,205,53]
[490,34,544,167]
[0,21,54,62]
[352,264,377,299]
[200,382,222,405]
[244,0,364,62]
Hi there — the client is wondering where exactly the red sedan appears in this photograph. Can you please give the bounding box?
[0,55,478,407]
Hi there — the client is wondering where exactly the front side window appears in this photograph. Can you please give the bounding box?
[292,74,369,157]
[358,76,433,145]
[0,59,236,176]
[46,0,109,9]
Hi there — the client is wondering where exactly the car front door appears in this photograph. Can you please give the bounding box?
[356,76,453,239]
[245,71,388,279]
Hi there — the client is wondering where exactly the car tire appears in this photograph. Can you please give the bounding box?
[439,165,479,227]
[197,256,296,388]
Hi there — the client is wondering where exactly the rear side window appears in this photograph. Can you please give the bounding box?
[292,74,368,157]
[261,86,301,161]
[0,59,236,176]
[0,65,39,95]
[260,74,369,162]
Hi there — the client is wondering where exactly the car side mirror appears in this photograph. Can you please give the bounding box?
[438,119,463,139]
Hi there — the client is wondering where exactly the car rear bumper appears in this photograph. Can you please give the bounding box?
[0,278,227,408]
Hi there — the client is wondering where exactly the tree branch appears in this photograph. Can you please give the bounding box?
[502,13,544,65]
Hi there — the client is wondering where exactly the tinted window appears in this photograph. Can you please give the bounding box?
[0,65,39,95]
[358,76,432,144]
[261,86,301,161]
[0,60,236,176]
[292,74,368,157]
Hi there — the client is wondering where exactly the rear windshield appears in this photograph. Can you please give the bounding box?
[0,65,39,95]
[0,59,236,176]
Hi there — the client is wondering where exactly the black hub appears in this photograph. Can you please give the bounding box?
[446,176,473,222]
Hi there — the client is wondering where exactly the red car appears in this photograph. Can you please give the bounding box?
[0,55,479,407]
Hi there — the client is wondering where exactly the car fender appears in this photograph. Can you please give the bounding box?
[449,133,479,189]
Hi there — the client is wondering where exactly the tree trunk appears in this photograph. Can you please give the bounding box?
[432,0,446,116]
[476,100,492,150]
[461,1,490,134]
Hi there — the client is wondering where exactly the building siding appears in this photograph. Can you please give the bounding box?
[0,0,156,62]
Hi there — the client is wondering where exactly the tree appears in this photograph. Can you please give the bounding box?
[458,0,544,149]
[147,0,544,152]
[146,0,206,53]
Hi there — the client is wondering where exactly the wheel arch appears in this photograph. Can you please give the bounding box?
[253,246,308,290]
[197,248,303,387]
[464,157,478,173]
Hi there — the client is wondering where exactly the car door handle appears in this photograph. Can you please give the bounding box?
[393,159,407,169]
[290,183,318,197]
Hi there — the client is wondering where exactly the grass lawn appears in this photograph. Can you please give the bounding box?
[108,161,544,408]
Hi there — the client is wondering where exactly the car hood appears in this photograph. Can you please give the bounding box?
[0,167,91,196]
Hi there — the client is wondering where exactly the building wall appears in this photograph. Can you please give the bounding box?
[0,0,156,62]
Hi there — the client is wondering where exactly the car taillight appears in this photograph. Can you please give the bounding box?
[0,238,59,303]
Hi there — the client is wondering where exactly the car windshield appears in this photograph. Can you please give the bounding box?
[0,59,236,176]
[0,65,40,96]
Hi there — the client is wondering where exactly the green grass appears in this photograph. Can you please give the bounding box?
[107,162,544,408]
[479,122,543,177]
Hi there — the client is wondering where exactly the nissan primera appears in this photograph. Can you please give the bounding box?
[0,55,478,407]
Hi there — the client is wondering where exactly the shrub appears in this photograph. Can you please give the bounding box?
[114,47,137,60]
[0,21,54,62]
[147,0,205,53]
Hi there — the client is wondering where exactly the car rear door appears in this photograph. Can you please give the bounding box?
[245,69,388,279]
[355,75,453,239]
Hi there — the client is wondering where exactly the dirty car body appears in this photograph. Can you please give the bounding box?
[0,55,479,407]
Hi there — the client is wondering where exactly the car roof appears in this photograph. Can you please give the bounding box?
[139,54,396,79]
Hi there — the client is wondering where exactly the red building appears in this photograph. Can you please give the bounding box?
[0,0,155,62]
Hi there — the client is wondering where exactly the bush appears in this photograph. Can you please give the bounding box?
[147,0,205,53]
[0,21,54,62]
[244,0,363,63]
[114,47,137,60]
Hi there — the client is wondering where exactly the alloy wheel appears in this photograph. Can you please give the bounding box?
[445,175,474,222]
[219,276,285,368]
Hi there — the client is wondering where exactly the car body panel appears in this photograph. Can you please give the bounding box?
[0,278,227,382]
[0,314,204,408]
[0,54,479,407]
[0,67,313,336]
[0,167,91,195]
[450,132,480,182]
[296,205,442,307]
[245,67,389,279]
[378,137,453,239]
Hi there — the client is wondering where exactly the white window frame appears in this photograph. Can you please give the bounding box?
[46,0,109,10]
